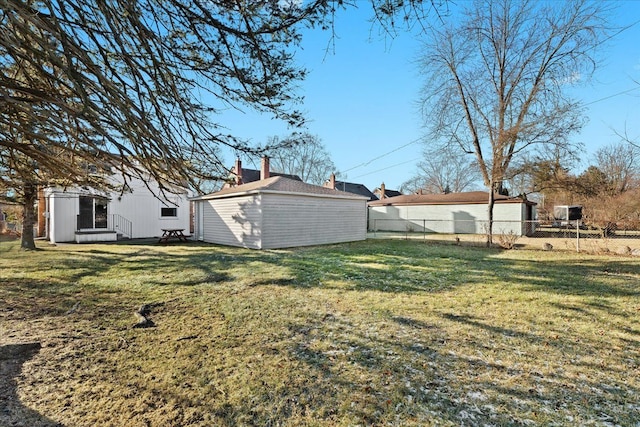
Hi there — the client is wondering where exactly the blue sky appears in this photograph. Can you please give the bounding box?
[220,1,640,193]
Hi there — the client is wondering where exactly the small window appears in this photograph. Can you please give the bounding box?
[161,207,177,217]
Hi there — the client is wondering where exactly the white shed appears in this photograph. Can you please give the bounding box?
[368,191,537,236]
[192,176,368,249]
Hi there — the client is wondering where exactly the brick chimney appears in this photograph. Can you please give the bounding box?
[234,158,243,185]
[260,156,270,180]
[379,182,386,199]
[325,173,336,189]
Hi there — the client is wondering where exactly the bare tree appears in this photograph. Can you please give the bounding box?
[593,141,639,194]
[401,145,479,194]
[505,144,581,203]
[265,133,336,185]
[417,0,610,245]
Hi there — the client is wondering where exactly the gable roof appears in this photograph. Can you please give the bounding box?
[333,181,378,201]
[192,176,369,201]
[368,191,536,206]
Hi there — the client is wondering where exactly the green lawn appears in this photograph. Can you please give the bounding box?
[1,239,639,426]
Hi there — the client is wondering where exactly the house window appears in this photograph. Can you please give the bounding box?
[78,196,108,229]
[161,207,177,217]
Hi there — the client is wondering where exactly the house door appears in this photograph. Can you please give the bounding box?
[79,196,108,229]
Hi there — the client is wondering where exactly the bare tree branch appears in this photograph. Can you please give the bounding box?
[265,133,336,185]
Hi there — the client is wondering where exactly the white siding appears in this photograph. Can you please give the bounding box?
[195,201,204,241]
[194,192,367,249]
[197,195,263,249]
[492,203,527,235]
[261,194,367,249]
[369,202,529,236]
[46,172,190,243]
[48,193,78,243]
[109,183,190,238]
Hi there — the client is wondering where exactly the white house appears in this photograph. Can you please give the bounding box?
[368,191,537,236]
[44,171,191,244]
[191,158,368,249]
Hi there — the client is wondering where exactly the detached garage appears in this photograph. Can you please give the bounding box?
[368,191,537,236]
[192,175,368,249]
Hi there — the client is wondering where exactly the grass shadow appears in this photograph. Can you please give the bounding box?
[0,343,64,427]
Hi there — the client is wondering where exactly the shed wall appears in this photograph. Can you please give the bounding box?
[261,194,367,249]
[197,194,263,249]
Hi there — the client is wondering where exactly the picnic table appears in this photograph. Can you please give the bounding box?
[158,228,189,244]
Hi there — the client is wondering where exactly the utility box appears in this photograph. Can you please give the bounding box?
[553,205,582,227]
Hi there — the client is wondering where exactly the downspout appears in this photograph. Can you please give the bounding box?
[45,194,50,240]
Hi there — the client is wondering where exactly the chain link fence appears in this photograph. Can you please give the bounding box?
[368,218,640,252]
[369,218,640,238]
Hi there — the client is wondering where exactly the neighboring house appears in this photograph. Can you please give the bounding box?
[192,158,368,249]
[368,191,537,236]
[373,183,402,200]
[43,171,190,244]
[224,158,302,187]
[0,202,21,234]
[323,175,378,202]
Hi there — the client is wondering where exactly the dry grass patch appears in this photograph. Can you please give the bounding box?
[1,239,639,426]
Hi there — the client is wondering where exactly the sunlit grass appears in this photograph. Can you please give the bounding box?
[1,238,639,426]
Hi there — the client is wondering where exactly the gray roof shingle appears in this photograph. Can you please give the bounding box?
[193,176,369,200]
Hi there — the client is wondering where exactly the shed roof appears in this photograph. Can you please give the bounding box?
[192,176,369,201]
[368,191,536,207]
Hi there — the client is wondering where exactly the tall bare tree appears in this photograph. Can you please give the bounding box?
[417,0,610,245]
[401,145,479,194]
[264,133,336,185]
[593,141,639,195]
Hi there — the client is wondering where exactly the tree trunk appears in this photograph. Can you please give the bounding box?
[20,183,37,250]
[486,184,496,247]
